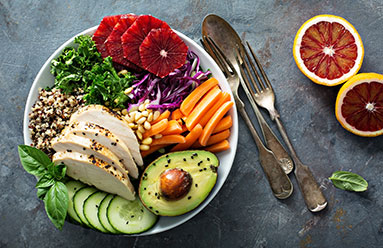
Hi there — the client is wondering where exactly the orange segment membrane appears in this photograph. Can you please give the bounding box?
[341,82,383,132]
[300,21,358,80]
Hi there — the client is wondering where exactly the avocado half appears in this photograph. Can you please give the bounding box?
[138,150,219,216]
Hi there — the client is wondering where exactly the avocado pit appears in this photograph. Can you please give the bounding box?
[159,168,192,200]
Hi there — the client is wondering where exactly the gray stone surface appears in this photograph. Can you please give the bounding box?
[1,0,383,247]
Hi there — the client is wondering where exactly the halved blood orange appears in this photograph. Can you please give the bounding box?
[293,15,364,86]
[335,73,383,137]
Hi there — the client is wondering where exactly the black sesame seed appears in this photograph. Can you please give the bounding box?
[155,210,159,213]
[155,193,158,196]
[188,196,191,200]
[82,147,86,151]
[195,184,198,187]
[111,162,114,165]
[199,169,203,172]
[165,164,168,167]
[131,215,134,218]
[95,133,98,136]
[96,205,99,208]
[153,163,156,166]
[82,132,85,135]
[144,187,146,190]
[126,221,129,224]
[166,155,169,158]
[167,159,171,163]
[193,153,198,156]
[204,168,207,171]
[207,158,210,161]
[183,158,186,162]
[144,173,147,176]
[191,156,194,159]
[149,206,153,209]
[157,196,160,200]
[141,209,144,213]
[73,132,77,135]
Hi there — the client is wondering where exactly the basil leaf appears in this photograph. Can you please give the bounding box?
[18,145,51,176]
[329,171,368,192]
[35,173,55,189]
[47,162,67,180]
[44,181,69,230]
[37,187,49,200]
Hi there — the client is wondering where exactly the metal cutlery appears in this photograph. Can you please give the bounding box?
[235,41,327,212]
[202,36,293,199]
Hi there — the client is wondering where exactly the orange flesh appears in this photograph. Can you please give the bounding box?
[341,82,383,132]
[300,21,358,80]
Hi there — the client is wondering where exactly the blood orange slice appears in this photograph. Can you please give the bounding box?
[105,14,141,70]
[293,15,364,86]
[335,73,383,137]
[92,15,122,58]
[139,28,188,78]
[121,15,170,67]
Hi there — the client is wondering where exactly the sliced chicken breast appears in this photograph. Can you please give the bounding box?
[70,105,143,166]
[51,134,129,180]
[53,151,135,201]
[64,121,139,179]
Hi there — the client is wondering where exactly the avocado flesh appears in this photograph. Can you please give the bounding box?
[139,150,219,216]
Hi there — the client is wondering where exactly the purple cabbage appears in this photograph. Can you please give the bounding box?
[127,50,211,112]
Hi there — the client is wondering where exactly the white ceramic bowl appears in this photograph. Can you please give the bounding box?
[23,26,238,235]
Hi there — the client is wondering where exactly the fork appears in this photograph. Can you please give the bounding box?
[202,36,293,199]
[235,41,327,212]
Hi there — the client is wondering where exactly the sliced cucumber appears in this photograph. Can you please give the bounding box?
[98,194,120,234]
[65,180,86,224]
[83,191,109,233]
[107,196,158,234]
[73,187,98,227]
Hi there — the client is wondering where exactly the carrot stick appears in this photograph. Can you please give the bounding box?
[199,101,234,146]
[170,109,184,120]
[151,135,186,146]
[205,129,230,146]
[171,124,203,152]
[180,77,219,116]
[205,140,230,153]
[151,110,170,124]
[161,120,183,135]
[143,119,169,139]
[191,140,203,149]
[212,115,232,134]
[141,144,168,158]
[185,86,222,131]
[199,92,231,127]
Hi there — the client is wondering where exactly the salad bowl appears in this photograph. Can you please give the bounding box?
[23,26,238,235]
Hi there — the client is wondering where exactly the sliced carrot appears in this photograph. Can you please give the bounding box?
[151,110,170,124]
[212,115,232,134]
[180,77,219,116]
[205,140,230,153]
[185,86,222,131]
[199,92,231,127]
[143,119,169,139]
[199,101,234,146]
[161,120,183,135]
[171,124,203,152]
[141,144,168,158]
[206,129,230,146]
[171,109,184,120]
[151,135,186,146]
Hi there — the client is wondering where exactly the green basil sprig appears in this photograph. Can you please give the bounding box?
[329,171,368,192]
[18,145,68,230]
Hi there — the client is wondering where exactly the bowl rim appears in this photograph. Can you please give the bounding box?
[23,26,238,236]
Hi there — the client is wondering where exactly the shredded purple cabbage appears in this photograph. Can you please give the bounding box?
[127,50,211,112]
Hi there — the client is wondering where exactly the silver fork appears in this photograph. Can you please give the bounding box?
[202,36,293,199]
[236,41,327,212]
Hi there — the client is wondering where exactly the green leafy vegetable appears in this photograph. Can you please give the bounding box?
[44,181,69,230]
[329,171,368,192]
[18,145,51,176]
[50,35,135,108]
[18,145,69,229]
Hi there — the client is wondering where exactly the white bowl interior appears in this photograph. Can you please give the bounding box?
[23,26,238,235]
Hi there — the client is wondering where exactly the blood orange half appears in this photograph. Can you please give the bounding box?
[293,15,364,86]
[335,73,383,137]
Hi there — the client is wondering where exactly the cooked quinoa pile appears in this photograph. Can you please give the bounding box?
[28,88,84,157]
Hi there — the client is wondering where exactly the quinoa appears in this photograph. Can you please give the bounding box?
[28,88,84,157]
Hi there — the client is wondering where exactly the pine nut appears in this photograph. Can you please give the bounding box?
[147,112,153,122]
[137,124,145,133]
[137,116,146,124]
[140,144,150,151]
[136,130,143,140]
[154,134,162,139]
[144,121,151,130]
[118,69,128,76]
[121,109,128,116]
[138,104,145,112]
[129,106,138,112]
[128,123,136,129]
[124,87,133,95]
[141,110,148,117]
[153,111,160,121]
[135,112,143,122]
[124,116,132,122]
[142,137,153,145]
[145,99,150,105]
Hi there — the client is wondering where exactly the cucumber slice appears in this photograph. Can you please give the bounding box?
[107,196,158,234]
[98,194,120,234]
[73,187,98,227]
[83,191,109,233]
[65,180,86,224]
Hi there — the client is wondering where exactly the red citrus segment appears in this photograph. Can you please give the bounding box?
[104,14,141,70]
[341,82,383,132]
[299,21,358,81]
[121,15,171,67]
[139,28,188,78]
[92,15,122,58]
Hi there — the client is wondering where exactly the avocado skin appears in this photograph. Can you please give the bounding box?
[138,150,219,216]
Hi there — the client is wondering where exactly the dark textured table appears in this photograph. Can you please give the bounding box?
[1,0,383,247]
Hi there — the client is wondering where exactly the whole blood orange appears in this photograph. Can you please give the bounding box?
[293,15,364,86]
[335,73,383,137]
